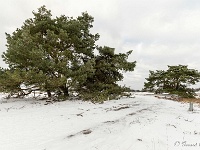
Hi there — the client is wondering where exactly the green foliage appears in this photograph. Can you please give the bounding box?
[78,46,136,101]
[80,84,129,103]
[2,6,99,98]
[1,6,136,102]
[0,68,23,93]
[144,65,200,98]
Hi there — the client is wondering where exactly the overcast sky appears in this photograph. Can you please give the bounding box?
[1,0,200,90]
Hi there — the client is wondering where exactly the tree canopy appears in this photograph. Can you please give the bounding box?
[77,46,136,101]
[0,6,136,102]
[144,65,200,98]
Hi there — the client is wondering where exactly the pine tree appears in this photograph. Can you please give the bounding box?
[1,6,136,101]
[78,46,136,102]
[144,65,200,98]
[2,6,99,98]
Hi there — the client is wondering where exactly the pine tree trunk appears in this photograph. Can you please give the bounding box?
[47,90,51,98]
[60,86,69,97]
[176,82,179,90]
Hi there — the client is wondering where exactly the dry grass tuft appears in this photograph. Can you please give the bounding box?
[177,98,200,104]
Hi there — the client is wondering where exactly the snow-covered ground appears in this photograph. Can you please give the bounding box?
[0,93,200,150]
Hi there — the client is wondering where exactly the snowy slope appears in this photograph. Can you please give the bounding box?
[0,93,200,150]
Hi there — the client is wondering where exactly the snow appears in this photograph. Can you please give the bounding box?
[0,93,200,150]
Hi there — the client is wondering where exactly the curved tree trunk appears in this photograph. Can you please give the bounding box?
[47,90,51,98]
[60,85,69,97]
